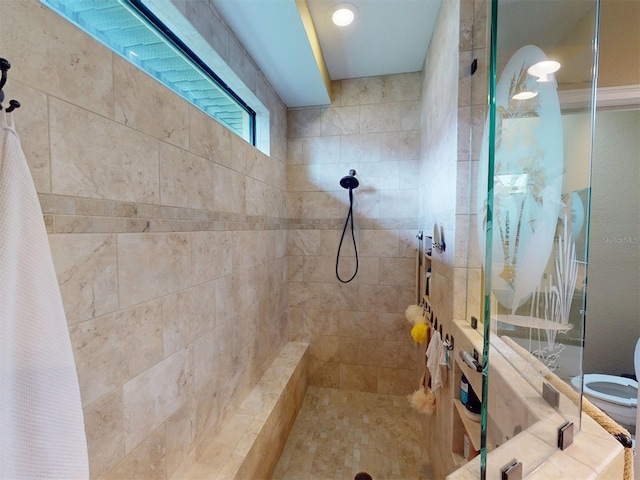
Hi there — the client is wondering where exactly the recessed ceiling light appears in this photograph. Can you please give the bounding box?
[331,3,358,27]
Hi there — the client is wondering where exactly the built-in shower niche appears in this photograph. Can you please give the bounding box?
[450,321,551,463]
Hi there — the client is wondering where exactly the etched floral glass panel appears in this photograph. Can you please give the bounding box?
[476,0,599,476]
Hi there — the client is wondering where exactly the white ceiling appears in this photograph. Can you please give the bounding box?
[210,0,442,108]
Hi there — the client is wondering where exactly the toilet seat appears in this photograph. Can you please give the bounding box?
[577,374,638,407]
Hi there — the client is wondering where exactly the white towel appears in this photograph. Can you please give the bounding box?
[426,330,443,391]
[0,111,89,479]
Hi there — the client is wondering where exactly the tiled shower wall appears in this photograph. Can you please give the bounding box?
[286,74,422,395]
[1,1,288,478]
[417,1,460,479]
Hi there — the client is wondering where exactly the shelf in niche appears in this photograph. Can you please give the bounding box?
[453,399,481,452]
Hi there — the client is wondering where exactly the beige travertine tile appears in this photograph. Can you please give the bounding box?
[310,359,340,388]
[310,334,339,363]
[246,148,274,185]
[75,198,110,216]
[381,130,421,160]
[117,233,191,307]
[111,201,139,218]
[458,50,474,108]
[379,188,420,218]
[165,400,197,478]
[377,313,410,341]
[352,189,381,219]
[214,454,244,479]
[302,135,341,165]
[8,83,50,193]
[336,336,360,365]
[273,386,432,480]
[301,191,342,219]
[288,307,339,340]
[321,106,360,136]
[162,282,216,355]
[378,367,416,395]
[191,231,232,284]
[104,424,167,480]
[358,338,400,368]
[288,108,322,138]
[358,229,400,257]
[402,100,421,131]
[471,2,488,51]
[287,230,321,256]
[361,102,403,133]
[70,299,163,407]
[1,0,114,118]
[320,283,360,311]
[340,133,381,163]
[49,233,118,325]
[382,72,422,102]
[189,105,232,167]
[232,229,267,272]
[160,142,215,210]
[340,364,378,392]
[44,215,54,233]
[228,133,251,175]
[356,161,400,190]
[114,56,189,149]
[288,163,336,192]
[38,194,74,214]
[83,388,124,479]
[245,176,271,217]
[213,163,246,214]
[342,77,383,106]
[287,137,303,165]
[286,191,303,218]
[192,329,223,443]
[328,79,343,106]
[215,267,263,321]
[302,255,336,283]
[379,257,417,286]
[123,346,194,453]
[54,215,93,233]
[338,311,378,339]
[358,284,402,313]
[49,98,159,203]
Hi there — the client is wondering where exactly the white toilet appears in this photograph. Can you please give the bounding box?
[571,338,640,434]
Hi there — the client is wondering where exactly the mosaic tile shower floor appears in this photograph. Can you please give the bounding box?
[272,386,433,480]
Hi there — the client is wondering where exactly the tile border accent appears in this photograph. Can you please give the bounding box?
[39,193,420,234]
[39,194,286,234]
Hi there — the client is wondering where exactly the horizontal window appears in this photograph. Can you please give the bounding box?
[42,0,256,145]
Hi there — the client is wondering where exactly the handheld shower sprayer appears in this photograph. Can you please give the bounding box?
[336,169,359,283]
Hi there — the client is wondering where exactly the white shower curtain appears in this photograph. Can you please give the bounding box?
[0,111,89,479]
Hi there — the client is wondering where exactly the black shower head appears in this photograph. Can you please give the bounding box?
[340,169,359,190]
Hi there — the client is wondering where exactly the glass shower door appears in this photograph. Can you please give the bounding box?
[477,0,599,476]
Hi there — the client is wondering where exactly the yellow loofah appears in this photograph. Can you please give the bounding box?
[411,323,428,343]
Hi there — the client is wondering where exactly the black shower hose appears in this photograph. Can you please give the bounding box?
[336,187,358,283]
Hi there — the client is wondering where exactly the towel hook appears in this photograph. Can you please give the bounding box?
[0,57,20,112]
